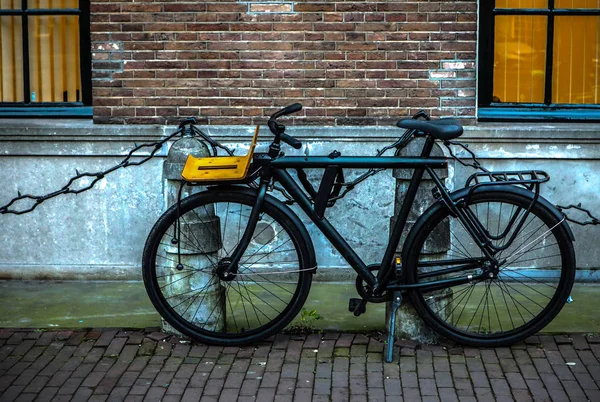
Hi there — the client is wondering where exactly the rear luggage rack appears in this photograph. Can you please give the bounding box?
[465,170,550,191]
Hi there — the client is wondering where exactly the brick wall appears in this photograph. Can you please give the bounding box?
[90,1,477,125]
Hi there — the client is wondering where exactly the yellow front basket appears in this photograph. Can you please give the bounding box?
[181,125,260,182]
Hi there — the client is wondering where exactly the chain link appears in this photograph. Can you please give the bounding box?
[443,139,600,227]
[443,139,491,174]
[4,118,600,228]
[555,204,600,226]
[0,127,189,215]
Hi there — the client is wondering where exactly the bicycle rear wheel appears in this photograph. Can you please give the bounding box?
[403,188,575,346]
[142,190,313,346]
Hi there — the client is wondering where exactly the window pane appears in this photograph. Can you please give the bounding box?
[0,0,20,9]
[496,0,548,8]
[0,16,24,102]
[28,15,81,102]
[27,0,79,8]
[553,16,600,104]
[555,0,600,9]
[494,15,548,103]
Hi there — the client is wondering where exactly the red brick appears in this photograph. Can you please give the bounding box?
[89,0,477,123]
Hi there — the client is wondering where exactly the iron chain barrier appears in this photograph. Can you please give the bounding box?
[1,116,599,227]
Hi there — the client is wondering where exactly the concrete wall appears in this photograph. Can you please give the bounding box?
[1,120,599,280]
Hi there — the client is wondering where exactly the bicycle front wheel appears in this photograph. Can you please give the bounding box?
[403,189,575,346]
[142,190,313,346]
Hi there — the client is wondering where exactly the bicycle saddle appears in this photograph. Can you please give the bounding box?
[396,118,463,140]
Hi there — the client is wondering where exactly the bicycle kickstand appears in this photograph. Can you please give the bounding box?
[385,291,402,363]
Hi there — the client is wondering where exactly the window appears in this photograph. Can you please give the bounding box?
[0,0,91,117]
[479,0,600,121]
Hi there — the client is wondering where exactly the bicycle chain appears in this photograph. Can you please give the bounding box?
[0,121,236,216]
[442,139,600,227]
[3,118,600,227]
[0,128,185,215]
[555,204,600,226]
[442,139,491,174]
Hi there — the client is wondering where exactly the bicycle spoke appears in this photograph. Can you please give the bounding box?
[495,277,529,325]
[221,202,231,258]
[497,276,543,313]
[177,215,219,269]
[489,282,503,332]
[165,279,217,303]
[501,269,558,294]
[232,278,252,331]
[467,281,490,333]
[227,288,240,332]
[413,195,571,342]
[155,253,211,274]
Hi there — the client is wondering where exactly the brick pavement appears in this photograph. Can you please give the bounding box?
[1,329,599,401]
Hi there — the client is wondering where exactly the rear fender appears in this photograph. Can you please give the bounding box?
[450,184,575,241]
[402,184,575,261]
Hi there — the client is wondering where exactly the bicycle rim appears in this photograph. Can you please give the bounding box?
[143,191,312,345]
[405,191,575,345]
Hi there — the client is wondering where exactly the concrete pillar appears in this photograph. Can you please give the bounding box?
[386,137,450,344]
[162,136,225,334]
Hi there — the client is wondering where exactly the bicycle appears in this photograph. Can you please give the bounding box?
[141,103,576,362]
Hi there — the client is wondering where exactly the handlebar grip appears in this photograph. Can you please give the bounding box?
[271,103,303,119]
[282,103,302,115]
[281,133,302,149]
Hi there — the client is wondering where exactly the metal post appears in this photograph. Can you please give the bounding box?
[386,137,451,344]
[162,136,225,334]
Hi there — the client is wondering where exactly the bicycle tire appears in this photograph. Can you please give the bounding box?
[142,189,313,346]
[403,188,575,346]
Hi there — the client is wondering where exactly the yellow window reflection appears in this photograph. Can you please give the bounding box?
[553,16,600,104]
[555,0,600,9]
[494,15,548,103]
[28,0,78,9]
[28,15,82,102]
[0,15,24,102]
[496,0,548,8]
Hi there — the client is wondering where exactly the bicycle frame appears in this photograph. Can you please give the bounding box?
[220,134,488,295]
[215,130,552,302]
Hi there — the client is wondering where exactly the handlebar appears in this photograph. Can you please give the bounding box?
[268,104,303,153]
[281,133,302,149]
[270,103,302,120]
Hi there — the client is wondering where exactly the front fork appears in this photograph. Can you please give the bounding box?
[215,180,269,278]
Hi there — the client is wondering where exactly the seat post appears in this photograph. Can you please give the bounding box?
[420,134,436,158]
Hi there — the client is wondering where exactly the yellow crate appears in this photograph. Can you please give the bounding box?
[181,125,260,182]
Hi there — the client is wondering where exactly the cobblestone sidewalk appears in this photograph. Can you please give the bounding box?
[1,328,599,401]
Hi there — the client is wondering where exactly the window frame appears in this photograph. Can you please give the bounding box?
[0,1,92,118]
[478,1,600,121]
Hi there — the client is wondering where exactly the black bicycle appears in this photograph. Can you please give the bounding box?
[142,104,576,362]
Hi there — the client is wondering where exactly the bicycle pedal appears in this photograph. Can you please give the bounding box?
[348,298,367,316]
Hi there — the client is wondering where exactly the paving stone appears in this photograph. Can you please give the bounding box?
[2,330,600,401]
[94,330,119,347]
[125,332,145,345]
[107,386,130,401]
[70,387,94,402]
[65,332,85,347]
[571,334,589,351]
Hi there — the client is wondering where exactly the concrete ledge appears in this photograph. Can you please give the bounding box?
[2,120,599,158]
